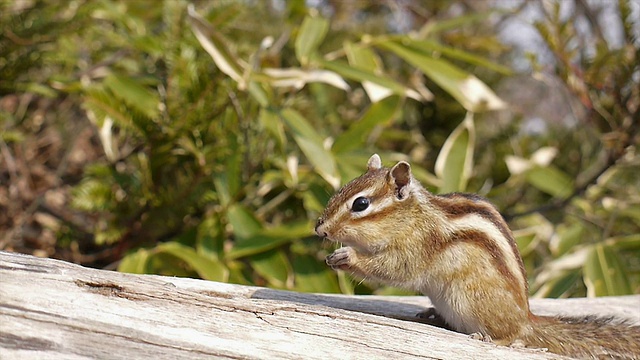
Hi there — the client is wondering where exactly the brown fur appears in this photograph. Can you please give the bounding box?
[317,155,640,359]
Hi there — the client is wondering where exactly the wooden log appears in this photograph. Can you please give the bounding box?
[1,250,638,359]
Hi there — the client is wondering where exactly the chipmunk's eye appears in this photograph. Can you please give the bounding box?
[351,197,370,212]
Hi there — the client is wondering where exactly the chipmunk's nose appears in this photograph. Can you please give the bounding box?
[315,218,326,237]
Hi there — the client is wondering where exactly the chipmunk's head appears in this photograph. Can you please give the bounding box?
[315,154,423,253]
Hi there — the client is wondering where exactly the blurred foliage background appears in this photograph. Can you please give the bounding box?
[1,0,638,298]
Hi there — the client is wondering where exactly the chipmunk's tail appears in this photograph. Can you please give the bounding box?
[523,315,640,359]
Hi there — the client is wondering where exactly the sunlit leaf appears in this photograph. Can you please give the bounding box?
[227,221,312,260]
[295,15,329,65]
[263,68,349,90]
[584,244,631,296]
[344,41,418,101]
[422,11,493,35]
[249,249,291,288]
[332,95,400,154]
[320,59,421,101]
[302,182,332,214]
[606,234,640,250]
[118,248,151,274]
[103,74,159,119]
[187,4,244,85]
[292,254,341,293]
[259,108,286,151]
[378,40,505,112]
[513,228,537,257]
[550,223,586,256]
[532,269,582,298]
[227,204,263,240]
[155,241,228,281]
[196,216,225,259]
[435,112,475,193]
[399,38,513,75]
[525,165,573,198]
[280,109,340,188]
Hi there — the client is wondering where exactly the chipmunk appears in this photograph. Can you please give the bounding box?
[315,154,640,359]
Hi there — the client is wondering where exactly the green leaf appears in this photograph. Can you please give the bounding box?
[377,40,505,112]
[227,204,263,240]
[83,88,137,131]
[344,42,417,102]
[188,4,244,84]
[320,59,419,101]
[399,39,512,75]
[196,216,225,259]
[606,234,640,250]
[534,269,583,298]
[332,95,400,154]
[423,11,493,34]
[584,244,631,296]
[118,249,151,274]
[259,108,287,152]
[248,82,270,107]
[292,254,341,293]
[344,41,379,71]
[525,165,573,198]
[227,233,291,260]
[513,229,537,257]
[249,249,291,288]
[280,108,339,188]
[262,68,349,91]
[302,182,333,214]
[103,74,159,119]
[552,223,586,256]
[435,113,475,193]
[155,242,228,281]
[227,221,312,259]
[295,15,329,65]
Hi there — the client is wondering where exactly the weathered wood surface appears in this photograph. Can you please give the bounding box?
[0,251,638,359]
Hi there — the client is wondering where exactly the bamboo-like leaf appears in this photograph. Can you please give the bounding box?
[227,204,263,240]
[295,15,329,66]
[103,74,159,119]
[227,221,312,260]
[320,59,421,101]
[187,4,244,85]
[525,165,573,198]
[435,113,475,193]
[550,223,586,256]
[533,269,583,298]
[344,41,418,102]
[155,242,228,282]
[118,249,151,274]
[606,234,640,250]
[259,108,287,151]
[249,249,291,288]
[263,68,349,90]
[292,254,341,293]
[399,38,513,75]
[332,95,400,154]
[280,109,339,188]
[423,11,493,35]
[584,244,631,296]
[378,40,506,112]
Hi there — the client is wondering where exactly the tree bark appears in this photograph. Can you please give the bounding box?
[1,251,638,359]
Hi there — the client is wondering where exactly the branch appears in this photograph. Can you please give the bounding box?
[4,251,638,359]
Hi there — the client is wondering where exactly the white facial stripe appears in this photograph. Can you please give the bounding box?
[346,189,396,218]
[449,214,524,284]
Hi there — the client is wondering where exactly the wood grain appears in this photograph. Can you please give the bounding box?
[1,251,638,359]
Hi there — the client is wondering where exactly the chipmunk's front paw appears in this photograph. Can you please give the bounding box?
[326,247,356,271]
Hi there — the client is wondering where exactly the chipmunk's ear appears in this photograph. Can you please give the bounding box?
[390,161,412,200]
[367,154,382,171]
